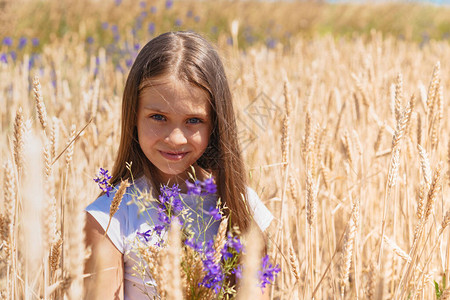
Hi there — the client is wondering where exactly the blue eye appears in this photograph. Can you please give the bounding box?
[150,114,166,121]
[187,118,202,124]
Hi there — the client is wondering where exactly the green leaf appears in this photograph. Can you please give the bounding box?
[435,280,442,298]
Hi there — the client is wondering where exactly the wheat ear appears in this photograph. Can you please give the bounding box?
[417,144,432,186]
[423,162,444,222]
[214,217,228,264]
[33,75,48,131]
[394,73,403,122]
[65,124,76,167]
[105,179,130,235]
[306,170,317,227]
[383,235,411,263]
[13,107,25,172]
[339,213,357,298]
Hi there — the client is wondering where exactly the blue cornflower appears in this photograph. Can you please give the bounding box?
[2,37,12,46]
[165,0,173,9]
[137,229,151,242]
[18,37,27,50]
[258,255,280,289]
[31,38,39,47]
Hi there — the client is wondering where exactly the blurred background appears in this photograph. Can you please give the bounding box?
[1,0,450,73]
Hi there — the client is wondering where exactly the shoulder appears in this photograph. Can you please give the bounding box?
[245,186,274,232]
[85,178,148,253]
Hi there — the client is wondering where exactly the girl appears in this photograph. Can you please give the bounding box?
[84,31,274,299]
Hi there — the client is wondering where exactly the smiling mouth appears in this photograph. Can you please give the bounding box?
[159,151,189,161]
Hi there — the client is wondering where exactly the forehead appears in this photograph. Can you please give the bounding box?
[138,76,211,115]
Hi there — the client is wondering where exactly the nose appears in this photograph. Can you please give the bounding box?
[165,127,187,146]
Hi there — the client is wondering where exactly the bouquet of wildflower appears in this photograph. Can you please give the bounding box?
[93,168,280,299]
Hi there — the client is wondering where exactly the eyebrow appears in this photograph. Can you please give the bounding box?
[142,106,209,117]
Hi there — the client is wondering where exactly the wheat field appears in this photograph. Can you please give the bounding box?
[1,1,450,299]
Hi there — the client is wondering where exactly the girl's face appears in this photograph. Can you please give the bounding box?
[137,75,213,184]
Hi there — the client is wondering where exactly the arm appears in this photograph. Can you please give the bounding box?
[84,212,124,300]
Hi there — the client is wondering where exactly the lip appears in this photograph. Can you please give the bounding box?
[159,150,189,161]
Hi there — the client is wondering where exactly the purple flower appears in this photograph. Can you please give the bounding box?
[134,43,140,51]
[137,229,151,242]
[2,37,12,46]
[221,233,243,260]
[165,0,173,9]
[208,207,222,221]
[203,178,217,194]
[125,58,133,68]
[186,10,193,18]
[175,19,182,27]
[150,6,157,14]
[93,168,113,197]
[10,51,16,61]
[232,265,242,279]
[18,37,27,50]
[0,53,7,64]
[148,23,155,35]
[185,238,203,252]
[186,177,217,196]
[86,37,94,44]
[154,224,165,236]
[258,255,280,289]
[115,0,122,5]
[186,180,202,196]
[199,240,224,294]
[139,1,146,8]
[194,16,200,23]
[101,22,109,30]
[266,38,277,49]
[31,38,39,47]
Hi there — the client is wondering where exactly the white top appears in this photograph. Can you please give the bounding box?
[85,176,273,300]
